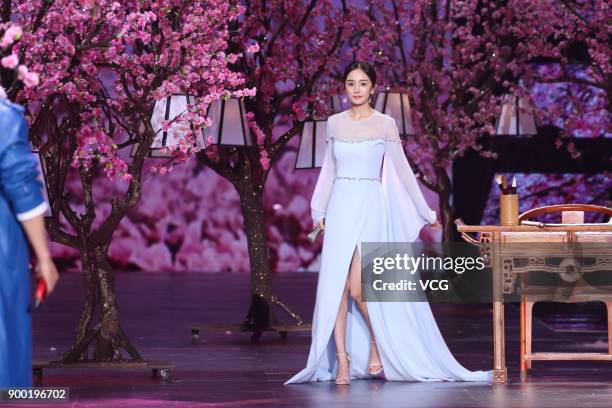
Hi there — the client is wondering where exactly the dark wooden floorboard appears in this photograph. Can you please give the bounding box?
[24,272,612,407]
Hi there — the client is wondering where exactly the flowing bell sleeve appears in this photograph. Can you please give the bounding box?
[310,120,336,227]
[0,108,48,221]
[381,118,436,242]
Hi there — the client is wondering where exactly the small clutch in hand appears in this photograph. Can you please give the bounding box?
[307,224,323,243]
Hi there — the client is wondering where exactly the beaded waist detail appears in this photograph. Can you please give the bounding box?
[335,176,381,182]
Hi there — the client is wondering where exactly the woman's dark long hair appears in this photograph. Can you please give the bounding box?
[342,61,377,87]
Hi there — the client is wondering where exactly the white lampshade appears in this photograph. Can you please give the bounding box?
[373,91,415,138]
[295,119,328,169]
[140,95,253,158]
[149,94,204,158]
[495,94,537,136]
[201,97,253,146]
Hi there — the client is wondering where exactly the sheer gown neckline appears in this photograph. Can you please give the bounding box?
[343,108,380,122]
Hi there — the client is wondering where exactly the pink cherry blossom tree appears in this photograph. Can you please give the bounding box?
[376,0,510,242]
[3,0,249,362]
[0,24,39,94]
[378,0,609,242]
[508,0,610,141]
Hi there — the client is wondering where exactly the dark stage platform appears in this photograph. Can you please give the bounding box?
[18,272,612,407]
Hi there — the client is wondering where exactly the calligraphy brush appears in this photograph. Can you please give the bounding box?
[495,175,504,193]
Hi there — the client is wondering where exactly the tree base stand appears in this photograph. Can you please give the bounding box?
[32,360,175,385]
[186,323,312,344]
[188,293,310,343]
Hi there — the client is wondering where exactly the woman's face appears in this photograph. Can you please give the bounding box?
[344,69,374,107]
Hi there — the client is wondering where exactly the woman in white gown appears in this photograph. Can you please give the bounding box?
[285,62,492,385]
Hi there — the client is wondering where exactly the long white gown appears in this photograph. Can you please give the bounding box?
[285,110,492,384]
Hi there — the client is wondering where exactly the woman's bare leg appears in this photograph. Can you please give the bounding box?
[334,276,350,380]
[348,246,382,371]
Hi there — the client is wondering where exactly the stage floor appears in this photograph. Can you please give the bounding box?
[20,272,612,407]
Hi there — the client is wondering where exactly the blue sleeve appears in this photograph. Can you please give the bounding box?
[0,111,48,218]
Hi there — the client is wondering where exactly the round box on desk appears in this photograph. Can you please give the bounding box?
[499,194,519,226]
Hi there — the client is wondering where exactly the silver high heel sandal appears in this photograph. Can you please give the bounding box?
[368,341,383,376]
[335,352,351,385]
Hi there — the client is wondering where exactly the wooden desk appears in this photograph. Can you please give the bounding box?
[456,223,612,383]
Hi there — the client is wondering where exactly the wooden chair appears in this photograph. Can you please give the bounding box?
[517,204,612,381]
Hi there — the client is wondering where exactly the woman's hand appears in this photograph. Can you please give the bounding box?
[317,218,325,231]
[429,219,441,228]
[36,258,59,295]
[20,215,59,294]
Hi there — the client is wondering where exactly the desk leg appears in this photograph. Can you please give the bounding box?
[520,297,526,382]
[492,250,507,383]
[492,300,507,383]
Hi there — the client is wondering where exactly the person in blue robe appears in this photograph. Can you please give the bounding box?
[0,98,59,388]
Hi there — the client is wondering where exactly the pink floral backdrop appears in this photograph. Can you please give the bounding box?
[48,134,442,273]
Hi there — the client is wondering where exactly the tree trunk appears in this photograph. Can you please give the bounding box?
[235,181,305,330]
[436,166,455,243]
[63,244,141,362]
[237,183,275,330]
[70,243,97,361]
[606,73,611,114]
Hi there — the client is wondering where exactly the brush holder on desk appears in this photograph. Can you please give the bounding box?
[500,194,519,226]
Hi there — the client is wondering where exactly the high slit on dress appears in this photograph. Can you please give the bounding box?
[284,110,492,384]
